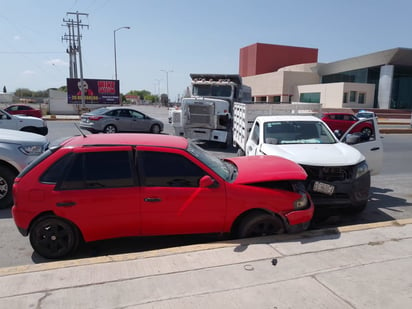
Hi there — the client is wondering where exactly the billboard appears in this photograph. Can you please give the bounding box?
[67,78,120,104]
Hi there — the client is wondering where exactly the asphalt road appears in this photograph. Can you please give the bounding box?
[0,105,411,268]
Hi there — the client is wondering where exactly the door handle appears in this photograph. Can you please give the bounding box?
[56,201,76,207]
[144,197,161,202]
[371,147,380,151]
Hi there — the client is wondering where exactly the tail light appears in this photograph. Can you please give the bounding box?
[88,116,104,121]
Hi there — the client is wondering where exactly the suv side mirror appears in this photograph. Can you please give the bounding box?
[345,134,361,145]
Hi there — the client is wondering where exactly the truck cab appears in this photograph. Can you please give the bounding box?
[172,74,251,146]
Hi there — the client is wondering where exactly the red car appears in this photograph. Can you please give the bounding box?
[12,134,313,259]
[5,104,42,118]
[321,112,373,137]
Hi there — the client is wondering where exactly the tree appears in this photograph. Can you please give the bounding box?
[3,86,6,93]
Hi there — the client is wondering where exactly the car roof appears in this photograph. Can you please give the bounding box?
[322,112,353,115]
[256,115,322,122]
[62,133,188,149]
[99,106,135,110]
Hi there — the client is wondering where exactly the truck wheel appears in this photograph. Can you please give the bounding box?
[237,213,284,238]
[30,216,80,259]
[0,166,17,209]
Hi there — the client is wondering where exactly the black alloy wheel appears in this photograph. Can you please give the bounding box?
[29,216,80,259]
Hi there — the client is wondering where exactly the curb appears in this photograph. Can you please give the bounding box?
[1,218,411,277]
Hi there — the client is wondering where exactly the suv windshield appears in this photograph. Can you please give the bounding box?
[263,121,337,145]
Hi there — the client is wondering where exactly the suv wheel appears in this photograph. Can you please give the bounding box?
[0,166,17,209]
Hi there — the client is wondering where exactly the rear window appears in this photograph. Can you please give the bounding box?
[17,147,57,178]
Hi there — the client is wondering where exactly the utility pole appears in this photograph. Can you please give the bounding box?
[62,11,89,108]
[161,70,173,104]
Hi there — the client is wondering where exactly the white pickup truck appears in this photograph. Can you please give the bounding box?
[233,103,383,213]
[0,109,48,136]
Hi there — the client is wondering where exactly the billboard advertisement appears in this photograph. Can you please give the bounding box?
[67,78,120,104]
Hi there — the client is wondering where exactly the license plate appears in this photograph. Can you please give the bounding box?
[313,181,335,195]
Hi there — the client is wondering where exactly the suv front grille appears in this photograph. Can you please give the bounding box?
[301,165,354,182]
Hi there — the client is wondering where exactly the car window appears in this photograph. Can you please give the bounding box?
[130,110,144,119]
[342,119,376,144]
[118,109,132,117]
[56,151,134,190]
[105,110,117,116]
[40,153,74,184]
[138,151,206,187]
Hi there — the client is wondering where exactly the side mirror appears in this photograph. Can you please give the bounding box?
[345,134,361,145]
[199,175,217,188]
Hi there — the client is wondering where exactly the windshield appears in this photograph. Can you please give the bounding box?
[192,84,233,98]
[263,120,337,145]
[186,142,232,180]
[89,107,109,115]
[356,112,374,119]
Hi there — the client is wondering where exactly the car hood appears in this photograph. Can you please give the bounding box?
[225,155,307,185]
[0,129,48,144]
[260,142,365,167]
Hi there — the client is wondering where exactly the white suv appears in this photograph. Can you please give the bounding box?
[0,129,48,208]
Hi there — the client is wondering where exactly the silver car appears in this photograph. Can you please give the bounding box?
[0,128,49,208]
[79,106,164,134]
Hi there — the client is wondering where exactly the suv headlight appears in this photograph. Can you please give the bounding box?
[355,161,369,178]
[18,145,44,156]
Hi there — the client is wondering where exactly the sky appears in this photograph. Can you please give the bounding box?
[1,0,411,101]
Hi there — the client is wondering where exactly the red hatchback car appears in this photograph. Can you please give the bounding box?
[5,104,42,118]
[321,112,373,137]
[12,134,314,259]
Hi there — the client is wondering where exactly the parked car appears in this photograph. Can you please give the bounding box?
[79,106,164,134]
[4,104,42,118]
[321,112,373,137]
[12,133,313,259]
[0,109,48,135]
[0,128,49,209]
[355,110,377,120]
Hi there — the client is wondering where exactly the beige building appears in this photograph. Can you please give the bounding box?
[243,63,375,109]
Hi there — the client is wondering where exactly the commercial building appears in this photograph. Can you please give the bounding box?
[240,43,412,110]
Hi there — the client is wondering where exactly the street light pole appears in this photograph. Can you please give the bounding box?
[161,69,173,103]
[113,26,130,80]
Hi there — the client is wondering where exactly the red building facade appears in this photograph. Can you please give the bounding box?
[239,43,319,77]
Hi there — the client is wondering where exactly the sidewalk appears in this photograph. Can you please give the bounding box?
[0,219,411,308]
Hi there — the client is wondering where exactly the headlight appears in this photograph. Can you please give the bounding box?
[294,193,309,210]
[18,145,44,156]
[293,182,309,209]
[355,161,369,178]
